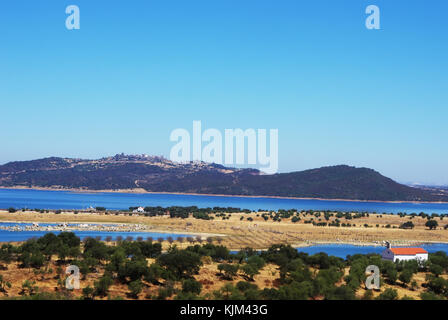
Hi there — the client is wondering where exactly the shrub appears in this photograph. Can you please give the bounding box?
[217,263,239,280]
[82,286,95,300]
[94,274,113,297]
[376,288,398,300]
[241,264,259,281]
[426,220,438,230]
[128,279,143,298]
[157,250,202,280]
[399,269,413,285]
[182,279,202,295]
[399,221,414,229]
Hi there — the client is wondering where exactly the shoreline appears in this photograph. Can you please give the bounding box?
[2,211,448,250]
[0,220,225,239]
[1,186,448,205]
[292,239,448,248]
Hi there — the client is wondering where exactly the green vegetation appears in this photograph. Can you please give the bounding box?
[2,232,448,300]
[2,157,447,202]
[426,220,439,230]
[399,221,415,229]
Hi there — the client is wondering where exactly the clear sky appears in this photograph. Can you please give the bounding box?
[1,0,447,185]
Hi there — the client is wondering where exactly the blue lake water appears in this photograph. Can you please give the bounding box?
[1,188,448,214]
[2,189,448,256]
[4,221,448,257]
[295,243,448,259]
[0,222,193,242]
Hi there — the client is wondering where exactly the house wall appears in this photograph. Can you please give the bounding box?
[381,249,429,262]
[393,254,415,262]
[381,249,394,261]
[415,253,428,261]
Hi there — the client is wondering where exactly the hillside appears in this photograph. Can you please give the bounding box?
[0,154,446,202]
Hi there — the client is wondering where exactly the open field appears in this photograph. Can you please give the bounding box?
[1,209,448,250]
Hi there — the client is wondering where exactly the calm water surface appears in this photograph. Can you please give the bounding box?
[2,189,448,256]
[295,243,448,259]
[1,188,448,214]
[0,222,193,242]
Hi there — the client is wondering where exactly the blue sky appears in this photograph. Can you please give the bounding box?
[1,0,447,184]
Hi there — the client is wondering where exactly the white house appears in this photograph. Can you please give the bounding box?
[133,207,145,213]
[381,246,428,262]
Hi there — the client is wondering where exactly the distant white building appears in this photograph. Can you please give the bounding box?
[381,243,428,262]
[133,207,145,213]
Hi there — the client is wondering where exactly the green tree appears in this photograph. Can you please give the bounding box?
[82,286,95,300]
[399,269,413,286]
[420,292,444,300]
[399,221,414,229]
[20,280,39,296]
[37,233,63,261]
[276,281,313,300]
[0,244,15,267]
[426,276,448,295]
[217,263,239,280]
[213,283,245,300]
[83,238,110,263]
[19,250,45,269]
[127,279,143,299]
[182,278,202,295]
[174,291,201,300]
[106,247,126,273]
[241,264,259,281]
[382,261,398,284]
[430,263,444,277]
[118,258,150,283]
[157,250,202,279]
[145,263,165,284]
[376,288,398,300]
[0,275,11,294]
[425,220,438,230]
[324,285,356,300]
[247,255,266,269]
[94,274,113,297]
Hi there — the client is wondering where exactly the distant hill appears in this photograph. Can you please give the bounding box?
[0,154,447,202]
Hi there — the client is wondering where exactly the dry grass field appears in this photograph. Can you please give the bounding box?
[0,256,279,300]
[0,256,438,300]
[1,209,448,250]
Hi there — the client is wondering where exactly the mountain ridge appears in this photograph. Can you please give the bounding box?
[1,154,447,202]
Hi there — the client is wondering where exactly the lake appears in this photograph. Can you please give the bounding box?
[2,188,448,256]
[1,188,448,214]
[3,221,448,258]
[0,222,193,242]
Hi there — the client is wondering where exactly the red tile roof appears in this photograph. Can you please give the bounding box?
[390,248,427,255]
